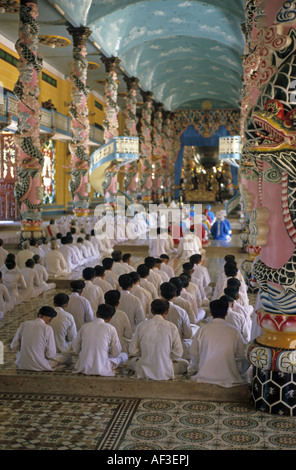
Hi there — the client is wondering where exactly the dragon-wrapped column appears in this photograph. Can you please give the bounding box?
[101,56,120,207]
[241,0,296,415]
[163,112,175,202]
[122,76,139,204]
[67,25,92,218]
[139,91,153,204]
[14,0,44,240]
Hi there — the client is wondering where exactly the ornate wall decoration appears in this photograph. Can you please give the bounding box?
[248,206,270,246]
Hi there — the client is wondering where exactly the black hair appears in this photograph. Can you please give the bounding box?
[224,254,236,263]
[137,264,149,278]
[112,250,123,262]
[118,274,133,290]
[104,290,121,307]
[144,256,157,269]
[182,262,194,273]
[77,237,84,243]
[224,262,238,278]
[33,254,40,263]
[224,286,239,299]
[83,267,95,280]
[25,258,35,268]
[151,299,170,315]
[129,271,140,283]
[54,292,70,307]
[209,299,228,318]
[38,306,57,318]
[169,277,183,295]
[160,254,169,260]
[219,294,234,306]
[160,282,177,300]
[227,277,241,289]
[122,253,131,262]
[94,265,105,276]
[30,238,37,246]
[179,274,189,288]
[102,257,114,270]
[5,258,16,270]
[61,236,68,245]
[189,254,202,264]
[70,280,86,292]
[97,303,115,320]
[154,258,162,265]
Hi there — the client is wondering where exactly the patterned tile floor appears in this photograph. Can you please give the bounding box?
[1,221,296,451]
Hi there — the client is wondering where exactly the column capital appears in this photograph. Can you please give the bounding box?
[123,76,139,91]
[140,90,153,102]
[66,25,92,46]
[101,56,120,72]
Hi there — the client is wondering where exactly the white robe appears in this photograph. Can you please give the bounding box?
[2,268,27,307]
[129,315,187,380]
[19,267,41,302]
[160,262,175,279]
[10,318,67,371]
[166,301,192,359]
[130,283,152,318]
[59,245,79,271]
[72,318,126,376]
[112,261,130,276]
[118,290,146,332]
[50,306,77,353]
[139,278,158,300]
[0,246,8,267]
[81,280,104,316]
[0,283,13,314]
[148,237,170,258]
[44,250,70,278]
[104,270,119,290]
[190,318,247,388]
[93,276,114,294]
[66,292,94,331]
[16,249,34,270]
[109,308,133,354]
[34,263,56,293]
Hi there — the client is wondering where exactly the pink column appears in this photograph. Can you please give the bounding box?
[139,91,153,204]
[67,25,92,217]
[123,76,139,203]
[14,0,44,239]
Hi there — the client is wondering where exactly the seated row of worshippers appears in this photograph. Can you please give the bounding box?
[9,251,253,387]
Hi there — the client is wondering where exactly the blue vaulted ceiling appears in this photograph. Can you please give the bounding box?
[0,0,246,111]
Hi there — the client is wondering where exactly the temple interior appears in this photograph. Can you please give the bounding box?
[1,0,296,453]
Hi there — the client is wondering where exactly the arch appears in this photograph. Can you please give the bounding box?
[174,124,231,197]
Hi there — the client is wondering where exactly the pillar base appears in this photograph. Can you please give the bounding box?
[73,208,89,217]
[20,220,43,241]
[251,367,296,416]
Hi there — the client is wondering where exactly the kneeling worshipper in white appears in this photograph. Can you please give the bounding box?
[59,237,80,271]
[128,299,189,380]
[50,293,77,353]
[32,254,56,293]
[81,267,104,316]
[2,257,27,308]
[118,274,146,332]
[10,306,72,371]
[160,282,193,360]
[93,265,114,294]
[219,295,251,343]
[16,240,34,269]
[129,271,153,319]
[0,239,8,268]
[66,280,94,331]
[104,290,133,355]
[148,227,171,258]
[19,258,41,303]
[72,303,128,376]
[44,240,70,278]
[159,254,175,279]
[177,229,202,259]
[190,299,249,388]
[0,271,13,317]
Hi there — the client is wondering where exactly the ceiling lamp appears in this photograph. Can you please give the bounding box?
[38,35,71,48]
[218,136,241,167]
